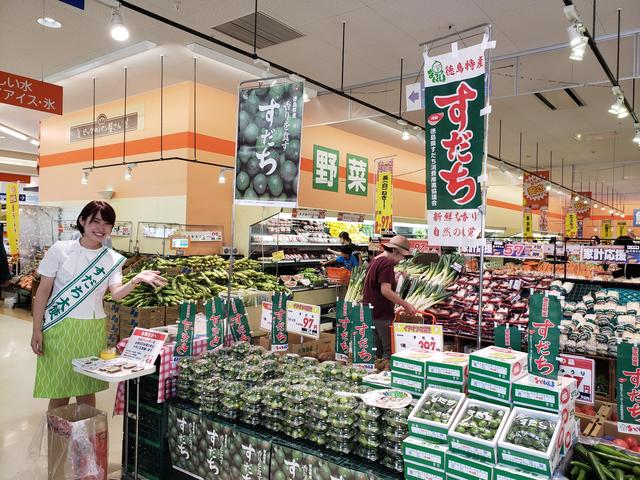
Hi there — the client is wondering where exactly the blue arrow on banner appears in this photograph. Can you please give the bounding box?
[405,81,425,112]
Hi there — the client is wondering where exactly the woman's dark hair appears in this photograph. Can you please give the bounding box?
[76,200,116,234]
[590,235,601,245]
[339,231,351,242]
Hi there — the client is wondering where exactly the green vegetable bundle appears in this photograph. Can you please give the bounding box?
[415,391,459,424]
[345,263,367,302]
[505,413,555,451]
[573,443,640,480]
[454,404,505,441]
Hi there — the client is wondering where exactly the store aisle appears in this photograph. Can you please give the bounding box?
[0,307,122,480]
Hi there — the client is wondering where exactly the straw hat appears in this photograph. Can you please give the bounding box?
[382,235,411,255]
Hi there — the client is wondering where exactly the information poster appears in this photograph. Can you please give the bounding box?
[123,328,168,365]
[174,302,197,357]
[494,325,522,351]
[271,292,290,351]
[335,299,352,362]
[204,297,225,352]
[286,300,321,339]
[523,171,550,210]
[527,293,561,380]
[392,323,443,353]
[616,342,640,434]
[559,354,595,405]
[260,301,272,331]
[349,303,376,371]
[565,211,578,239]
[425,42,487,247]
[6,182,20,256]
[374,157,394,234]
[573,191,591,220]
[234,79,304,207]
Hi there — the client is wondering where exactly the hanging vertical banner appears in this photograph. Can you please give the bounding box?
[174,302,196,357]
[539,207,549,235]
[573,192,591,220]
[523,171,550,210]
[204,297,225,352]
[346,153,369,196]
[602,219,612,240]
[270,292,290,352]
[522,208,533,240]
[227,297,252,343]
[424,42,487,247]
[6,182,20,256]
[617,222,628,238]
[527,293,561,380]
[374,157,394,235]
[350,303,376,371]
[565,210,578,239]
[312,144,340,192]
[494,325,522,351]
[616,342,640,434]
[335,299,352,362]
[234,79,304,207]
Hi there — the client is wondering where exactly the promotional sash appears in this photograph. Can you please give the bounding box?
[42,247,125,332]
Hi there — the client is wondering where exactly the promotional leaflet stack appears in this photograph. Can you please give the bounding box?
[390,348,469,397]
[467,346,528,407]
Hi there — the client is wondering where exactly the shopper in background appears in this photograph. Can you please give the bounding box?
[322,245,359,271]
[328,231,356,256]
[589,235,600,246]
[612,235,640,279]
[30,200,167,411]
[363,235,417,364]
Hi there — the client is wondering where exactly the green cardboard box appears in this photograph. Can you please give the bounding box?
[493,465,550,480]
[391,348,438,377]
[407,388,465,444]
[403,460,446,480]
[444,451,493,480]
[391,371,426,397]
[497,407,561,477]
[468,372,517,405]
[425,377,466,393]
[511,374,577,414]
[425,351,469,383]
[447,398,511,463]
[469,346,527,382]
[402,436,448,469]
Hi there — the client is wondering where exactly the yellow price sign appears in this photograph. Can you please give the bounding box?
[5,182,20,256]
[617,222,628,238]
[523,208,533,239]
[602,220,612,240]
[271,250,285,262]
[374,158,394,235]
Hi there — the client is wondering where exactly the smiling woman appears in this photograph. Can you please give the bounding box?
[30,200,167,412]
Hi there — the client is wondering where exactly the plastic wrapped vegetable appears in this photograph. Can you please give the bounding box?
[505,413,555,450]
[454,404,505,441]
[415,391,459,424]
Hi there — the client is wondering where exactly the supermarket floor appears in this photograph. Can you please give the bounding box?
[0,306,123,480]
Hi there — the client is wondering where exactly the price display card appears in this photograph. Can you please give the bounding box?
[260,301,272,331]
[286,301,321,339]
[559,354,595,405]
[392,323,443,353]
[492,241,544,259]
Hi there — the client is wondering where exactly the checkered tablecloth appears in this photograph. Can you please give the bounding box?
[113,336,208,415]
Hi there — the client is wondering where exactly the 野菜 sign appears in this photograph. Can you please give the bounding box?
[0,70,63,115]
[425,42,488,247]
[312,144,340,192]
[374,157,394,235]
[234,80,303,207]
[617,342,640,434]
[346,153,369,196]
[527,293,561,380]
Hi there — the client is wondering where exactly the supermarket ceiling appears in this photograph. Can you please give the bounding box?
[0,0,639,195]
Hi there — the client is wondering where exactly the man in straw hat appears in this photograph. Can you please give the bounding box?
[363,235,417,362]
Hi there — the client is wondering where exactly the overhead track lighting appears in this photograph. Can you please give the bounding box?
[37,17,62,29]
[218,167,232,184]
[633,123,640,145]
[110,6,130,42]
[303,87,317,103]
[401,128,410,141]
[545,183,551,191]
[564,5,587,61]
[608,86,628,118]
[124,163,136,181]
[81,169,91,185]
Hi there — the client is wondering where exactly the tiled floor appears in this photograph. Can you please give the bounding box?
[0,306,123,479]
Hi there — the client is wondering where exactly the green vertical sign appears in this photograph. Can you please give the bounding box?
[271,291,290,352]
[346,153,368,196]
[616,342,640,434]
[312,144,339,191]
[204,297,225,351]
[350,303,376,370]
[335,299,352,362]
[494,324,522,351]
[174,302,196,357]
[227,297,252,343]
[527,293,561,380]
[425,43,486,246]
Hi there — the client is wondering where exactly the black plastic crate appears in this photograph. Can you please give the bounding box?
[126,400,169,444]
[123,433,170,480]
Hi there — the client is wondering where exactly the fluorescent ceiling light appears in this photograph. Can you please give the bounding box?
[633,124,640,145]
[0,124,28,141]
[37,17,62,29]
[44,41,157,83]
[30,139,40,146]
[187,43,266,77]
[0,157,38,168]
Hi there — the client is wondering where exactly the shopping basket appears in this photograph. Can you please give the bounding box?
[326,267,352,285]
[393,307,436,325]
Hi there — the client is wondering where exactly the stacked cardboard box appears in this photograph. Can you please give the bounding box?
[425,351,468,393]
[468,346,528,406]
[119,305,166,339]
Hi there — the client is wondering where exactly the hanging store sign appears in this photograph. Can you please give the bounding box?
[565,211,578,239]
[204,297,225,352]
[424,42,487,247]
[616,342,640,434]
[573,191,591,220]
[234,79,303,207]
[408,239,441,255]
[346,153,369,196]
[174,302,196,357]
[5,183,20,256]
[602,219,612,240]
[179,230,223,242]
[539,207,549,235]
[227,297,252,343]
[337,212,365,223]
[458,240,492,257]
[70,112,138,142]
[559,354,595,405]
[523,207,533,240]
[634,210,640,227]
[0,70,63,115]
[523,171,550,210]
[335,299,352,362]
[291,208,325,220]
[580,245,626,263]
[271,292,290,351]
[527,293,561,381]
[494,325,522,351]
[618,221,628,238]
[312,144,340,192]
[286,300,321,339]
[405,81,425,112]
[350,303,376,370]
[492,241,544,260]
[374,157,394,235]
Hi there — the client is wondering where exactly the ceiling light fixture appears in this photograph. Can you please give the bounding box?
[124,163,136,181]
[401,128,410,141]
[110,6,130,42]
[545,183,551,191]
[0,123,29,141]
[30,138,40,146]
[303,87,317,103]
[609,209,614,214]
[37,17,62,29]
[608,86,628,118]
[594,203,598,208]
[564,5,587,61]
[518,174,523,180]
[633,123,640,145]
[574,195,580,201]
[81,169,91,185]
[218,168,233,184]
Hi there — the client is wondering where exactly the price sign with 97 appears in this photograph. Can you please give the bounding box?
[286,301,321,339]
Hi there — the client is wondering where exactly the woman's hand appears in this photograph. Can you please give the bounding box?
[31,330,43,356]
[133,270,168,289]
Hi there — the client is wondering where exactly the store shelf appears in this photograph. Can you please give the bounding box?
[252,242,341,247]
